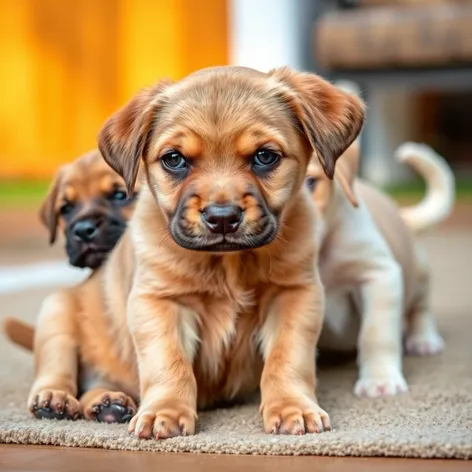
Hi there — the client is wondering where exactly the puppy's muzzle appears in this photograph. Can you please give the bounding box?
[201,204,242,234]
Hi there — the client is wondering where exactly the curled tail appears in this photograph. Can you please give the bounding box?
[3,317,34,351]
[395,142,455,234]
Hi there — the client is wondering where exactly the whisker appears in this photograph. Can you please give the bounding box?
[276,233,288,244]
[265,247,273,275]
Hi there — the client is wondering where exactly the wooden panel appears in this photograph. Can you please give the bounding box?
[355,0,472,7]
[358,0,472,6]
[315,4,472,71]
[0,0,228,179]
[1,444,471,472]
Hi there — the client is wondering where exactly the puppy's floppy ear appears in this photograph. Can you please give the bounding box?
[98,80,172,194]
[270,67,365,179]
[334,142,360,207]
[39,167,64,245]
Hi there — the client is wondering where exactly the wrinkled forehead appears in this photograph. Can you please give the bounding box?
[154,72,296,145]
[59,158,125,202]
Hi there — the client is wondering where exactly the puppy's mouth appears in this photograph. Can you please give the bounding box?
[65,223,127,269]
[170,220,279,253]
[68,244,109,269]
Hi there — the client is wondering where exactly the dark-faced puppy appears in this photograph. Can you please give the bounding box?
[3,149,141,423]
[3,149,139,368]
[40,149,138,269]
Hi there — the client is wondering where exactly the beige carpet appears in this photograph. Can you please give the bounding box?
[0,230,471,458]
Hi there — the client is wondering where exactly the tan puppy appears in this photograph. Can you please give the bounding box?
[25,66,364,437]
[3,150,139,422]
[306,141,454,397]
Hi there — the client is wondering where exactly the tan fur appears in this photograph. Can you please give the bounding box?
[2,318,34,351]
[26,66,364,436]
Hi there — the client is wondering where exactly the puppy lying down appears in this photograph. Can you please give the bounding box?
[4,66,365,437]
[3,150,137,353]
[307,142,454,397]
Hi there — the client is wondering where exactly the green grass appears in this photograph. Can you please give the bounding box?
[1,177,471,210]
[384,178,472,203]
[0,179,50,209]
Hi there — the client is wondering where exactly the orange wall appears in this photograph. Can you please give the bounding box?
[0,0,228,179]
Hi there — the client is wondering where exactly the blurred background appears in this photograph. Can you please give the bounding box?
[0,0,471,292]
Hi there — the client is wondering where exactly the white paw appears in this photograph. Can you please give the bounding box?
[354,370,408,398]
[405,331,444,356]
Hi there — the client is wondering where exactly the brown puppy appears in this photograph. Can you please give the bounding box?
[4,150,139,422]
[4,150,138,352]
[3,150,138,350]
[27,66,364,436]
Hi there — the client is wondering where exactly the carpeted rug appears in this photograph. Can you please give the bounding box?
[0,230,471,458]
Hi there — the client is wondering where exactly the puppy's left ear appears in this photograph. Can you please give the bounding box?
[39,167,64,245]
[335,142,360,207]
[270,67,365,179]
[98,79,172,194]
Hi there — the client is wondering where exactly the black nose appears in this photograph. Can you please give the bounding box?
[72,220,99,242]
[201,204,243,234]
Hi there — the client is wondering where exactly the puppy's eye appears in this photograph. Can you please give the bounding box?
[59,202,75,215]
[252,149,280,169]
[305,176,318,192]
[109,189,127,202]
[161,151,188,171]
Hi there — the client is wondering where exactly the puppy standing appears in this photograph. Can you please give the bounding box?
[25,66,364,436]
[307,142,454,397]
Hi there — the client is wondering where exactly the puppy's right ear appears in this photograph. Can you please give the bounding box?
[270,67,365,179]
[98,80,172,195]
[39,167,63,245]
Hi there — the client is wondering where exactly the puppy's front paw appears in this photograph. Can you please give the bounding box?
[128,403,197,439]
[405,331,444,356]
[82,391,136,424]
[29,389,81,420]
[354,369,408,397]
[261,398,331,435]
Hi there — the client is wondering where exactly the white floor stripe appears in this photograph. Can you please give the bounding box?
[0,260,90,295]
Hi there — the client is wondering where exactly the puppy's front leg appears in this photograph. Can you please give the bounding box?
[354,259,407,397]
[28,291,81,420]
[260,282,330,435]
[127,291,198,439]
[324,203,407,397]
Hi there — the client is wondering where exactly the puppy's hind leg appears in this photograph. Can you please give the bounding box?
[405,252,444,356]
[79,368,137,424]
[405,307,444,356]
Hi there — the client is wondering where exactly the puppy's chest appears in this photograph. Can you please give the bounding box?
[186,260,268,406]
[193,295,263,408]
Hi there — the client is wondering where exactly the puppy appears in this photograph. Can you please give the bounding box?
[25,66,364,436]
[3,150,138,352]
[41,149,138,269]
[306,141,454,397]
